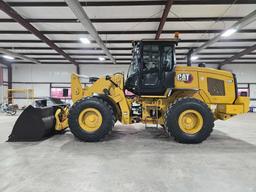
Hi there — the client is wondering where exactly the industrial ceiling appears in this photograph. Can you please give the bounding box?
[0,0,256,66]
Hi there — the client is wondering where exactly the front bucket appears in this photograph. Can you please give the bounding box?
[8,105,59,142]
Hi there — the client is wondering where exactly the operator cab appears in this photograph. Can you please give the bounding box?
[125,39,178,96]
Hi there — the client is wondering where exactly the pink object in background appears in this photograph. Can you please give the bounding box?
[51,88,71,98]
[238,88,249,96]
[125,89,135,96]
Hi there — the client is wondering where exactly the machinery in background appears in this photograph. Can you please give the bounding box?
[7,37,250,144]
[0,103,17,115]
[6,88,34,106]
[33,97,68,108]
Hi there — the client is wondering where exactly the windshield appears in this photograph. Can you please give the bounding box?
[143,43,174,72]
[127,42,174,80]
[127,44,140,78]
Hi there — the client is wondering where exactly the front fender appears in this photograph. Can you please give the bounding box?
[92,94,121,121]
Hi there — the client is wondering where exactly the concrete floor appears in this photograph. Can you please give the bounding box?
[0,112,256,192]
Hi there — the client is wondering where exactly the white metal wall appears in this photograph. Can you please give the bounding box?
[12,64,76,106]
[222,64,256,107]
[12,64,76,83]
[11,64,129,106]
[9,63,256,107]
[222,64,256,83]
[80,64,129,77]
[0,67,3,104]
[0,66,8,104]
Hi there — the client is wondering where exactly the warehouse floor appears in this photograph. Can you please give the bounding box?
[0,113,256,192]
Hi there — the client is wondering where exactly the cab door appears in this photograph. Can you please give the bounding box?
[140,43,162,95]
[140,42,175,95]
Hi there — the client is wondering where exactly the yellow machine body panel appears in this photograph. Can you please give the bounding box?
[174,66,249,120]
[175,66,236,104]
[69,64,249,127]
[138,95,168,125]
[71,73,131,124]
[216,96,250,120]
[55,107,69,131]
[138,66,249,124]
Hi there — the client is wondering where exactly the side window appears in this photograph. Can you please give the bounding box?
[163,46,173,71]
[142,44,160,86]
[127,45,140,77]
[143,44,160,73]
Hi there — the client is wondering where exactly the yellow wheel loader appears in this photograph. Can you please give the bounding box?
[8,38,249,144]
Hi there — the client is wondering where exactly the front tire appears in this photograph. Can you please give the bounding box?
[68,97,115,142]
[165,97,214,144]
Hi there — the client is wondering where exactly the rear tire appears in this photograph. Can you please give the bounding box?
[165,97,214,144]
[68,97,115,142]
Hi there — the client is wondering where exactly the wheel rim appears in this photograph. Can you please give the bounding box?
[78,108,103,132]
[178,109,203,134]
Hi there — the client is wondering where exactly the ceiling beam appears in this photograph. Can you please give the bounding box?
[6,0,255,7]
[65,0,116,64]
[0,46,250,50]
[155,0,174,39]
[0,17,243,23]
[1,53,133,56]
[191,9,256,56]
[13,61,131,65]
[1,29,255,34]
[10,57,128,61]
[0,57,12,67]
[2,53,254,61]
[0,48,40,64]
[0,0,78,66]
[219,44,256,67]
[12,61,256,65]
[17,57,256,61]
[1,38,256,44]
[3,52,255,56]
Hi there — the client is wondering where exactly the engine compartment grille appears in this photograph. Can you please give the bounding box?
[207,78,225,96]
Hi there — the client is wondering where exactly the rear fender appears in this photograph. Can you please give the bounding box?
[170,89,209,103]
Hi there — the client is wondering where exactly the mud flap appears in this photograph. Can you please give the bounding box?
[8,105,60,142]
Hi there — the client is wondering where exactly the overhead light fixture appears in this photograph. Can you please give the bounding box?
[3,55,14,60]
[98,57,105,61]
[191,55,198,61]
[80,37,90,44]
[221,28,237,37]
